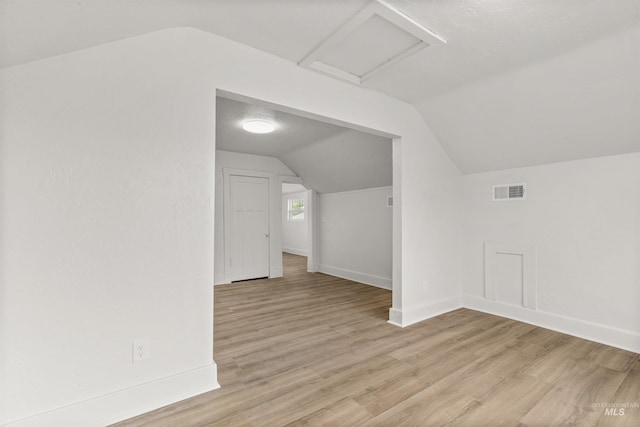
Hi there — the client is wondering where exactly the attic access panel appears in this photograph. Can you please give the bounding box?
[318,14,420,78]
[299,0,445,84]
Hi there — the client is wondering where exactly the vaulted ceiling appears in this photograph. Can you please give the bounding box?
[2,0,639,173]
[216,96,392,194]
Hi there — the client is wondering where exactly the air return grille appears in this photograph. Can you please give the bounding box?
[493,183,526,201]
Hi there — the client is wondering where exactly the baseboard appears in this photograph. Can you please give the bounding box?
[387,297,463,328]
[387,295,640,353]
[388,307,403,327]
[307,262,319,273]
[214,275,229,286]
[318,265,391,290]
[282,247,308,257]
[270,265,283,278]
[463,295,640,354]
[2,363,220,427]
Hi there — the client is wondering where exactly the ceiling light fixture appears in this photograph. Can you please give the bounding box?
[242,119,275,134]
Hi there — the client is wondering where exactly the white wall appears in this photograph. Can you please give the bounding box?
[0,27,461,425]
[462,153,640,352]
[281,190,308,256]
[319,187,393,289]
[0,31,219,426]
[214,150,296,285]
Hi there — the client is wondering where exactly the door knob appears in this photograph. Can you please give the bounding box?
[265,232,270,238]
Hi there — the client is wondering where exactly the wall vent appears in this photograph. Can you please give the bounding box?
[493,183,526,201]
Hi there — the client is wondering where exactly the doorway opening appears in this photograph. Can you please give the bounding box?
[281,181,308,273]
[214,89,400,300]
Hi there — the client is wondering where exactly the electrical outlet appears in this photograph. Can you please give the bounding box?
[422,279,429,293]
[132,339,150,363]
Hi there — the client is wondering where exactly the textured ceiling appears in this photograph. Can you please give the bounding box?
[417,23,640,173]
[0,0,368,70]
[2,0,639,173]
[216,97,392,193]
[3,0,638,101]
[365,0,640,101]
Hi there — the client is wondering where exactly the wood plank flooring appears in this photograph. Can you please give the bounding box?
[115,253,640,426]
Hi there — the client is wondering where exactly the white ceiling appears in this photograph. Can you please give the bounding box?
[216,96,392,194]
[282,183,307,195]
[2,0,639,173]
[417,23,640,174]
[2,0,637,99]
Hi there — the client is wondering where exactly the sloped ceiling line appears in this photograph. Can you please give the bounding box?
[216,97,392,194]
[3,0,639,173]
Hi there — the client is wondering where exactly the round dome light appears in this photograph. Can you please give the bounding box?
[242,120,275,134]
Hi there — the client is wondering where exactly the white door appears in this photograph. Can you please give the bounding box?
[229,175,270,282]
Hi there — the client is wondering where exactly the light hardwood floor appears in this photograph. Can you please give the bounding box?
[115,253,639,426]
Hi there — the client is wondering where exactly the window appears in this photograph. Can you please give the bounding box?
[288,199,305,221]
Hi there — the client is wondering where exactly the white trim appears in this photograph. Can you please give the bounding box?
[278,175,308,278]
[306,189,320,273]
[319,265,392,290]
[286,197,306,222]
[375,0,447,43]
[213,275,229,286]
[282,247,308,257]
[484,241,537,310]
[282,189,308,196]
[388,308,403,327]
[360,42,426,83]
[387,295,640,353]
[308,61,361,84]
[390,138,402,325]
[298,0,445,84]
[463,295,640,354]
[270,265,283,278]
[2,363,219,427]
[387,297,463,328]
[320,185,392,198]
